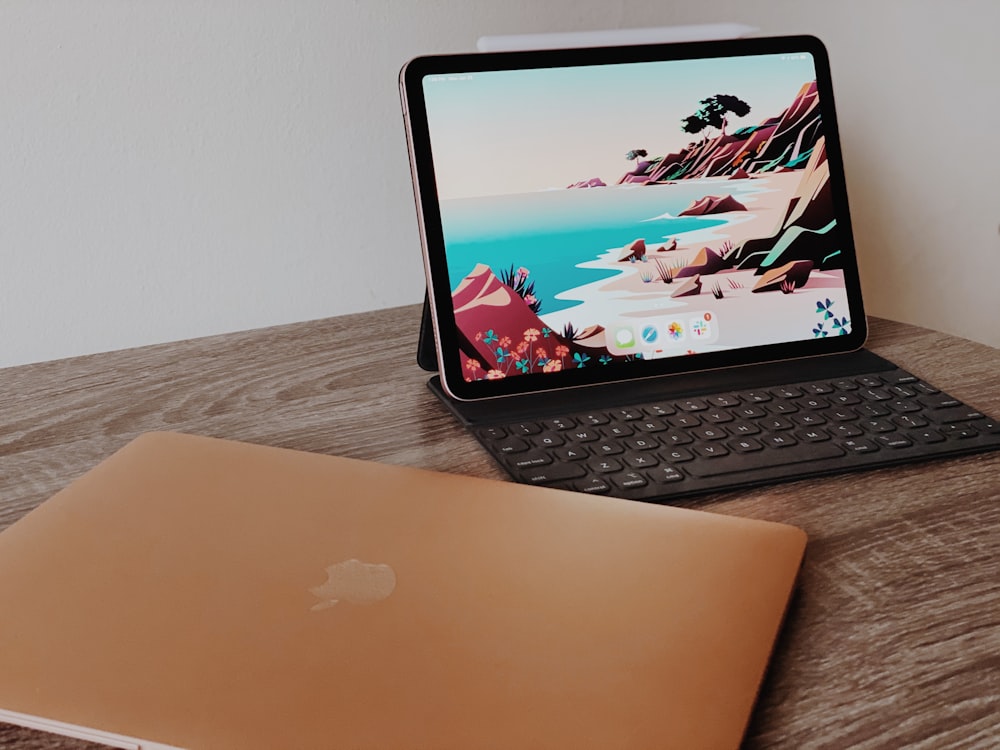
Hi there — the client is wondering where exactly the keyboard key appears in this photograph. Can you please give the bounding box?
[691,426,727,441]
[625,437,659,451]
[892,414,929,429]
[595,442,624,456]
[912,382,940,395]
[796,428,831,442]
[840,438,878,453]
[661,447,694,463]
[861,388,892,402]
[663,432,694,446]
[508,422,542,436]
[764,434,798,448]
[533,433,565,448]
[624,453,659,469]
[887,399,921,413]
[635,419,669,433]
[745,391,772,403]
[510,453,553,469]
[687,441,844,477]
[857,375,883,388]
[611,408,643,421]
[912,428,945,444]
[579,413,610,426]
[761,417,795,431]
[772,386,802,399]
[694,444,730,459]
[769,402,799,415]
[795,397,829,410]
[677,399,709,412]
[941,423,978,439]
[589,458,623,474]
[794,413,827,427]
[832,379,859,391]
[554,446,589,461]
[481,426,506,440]
[606,424,634,438]
[862,419,896,433]
[669,414,701,429]
[708,394,741,407]
[920,395,961,410]
[890,385,917,398]
[736,406,768,419]
[648,466,685,483]
[831,393,862,406]
[877,435,913,449]
[643,403,676,417]
[704,410,735,424]
[730,421,762,435]
[805,382,835,394]
[495,437,530,454]
[612,471,648,490]
[520,462,587,484]
[569,429,600,442]
[925,405,985,424]
[858,404,891,418]
[832,424,863,438]
[543,417,575,431]
[728,437,764,453]
[575,476,612,494]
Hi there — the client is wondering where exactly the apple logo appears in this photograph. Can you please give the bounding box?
[310,559,397,611]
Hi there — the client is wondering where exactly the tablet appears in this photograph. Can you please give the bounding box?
[400,35,866,401]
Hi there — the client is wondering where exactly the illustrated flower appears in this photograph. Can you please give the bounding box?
[523,328,541,342]
[555,344,569,358]
[495,347,509,363]
[515,359,530,374]
[475,331,483,341]
[465,358,481,371]
[517,266,529,279]
[543,360,562,372]
[524,294,537,306]
[599,355,612,365]
[499,336,511,348]
[484,329,498,345]
[536,346,548,359]
[516,340,530,354]
[573,352,590,368]
[813,323,827,337]
[485,369,506,380]
[541,327,552,338]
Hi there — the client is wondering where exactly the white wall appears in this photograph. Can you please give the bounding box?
[2,0,998,369]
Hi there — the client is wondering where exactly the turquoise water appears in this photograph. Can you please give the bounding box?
[440,185,729,314]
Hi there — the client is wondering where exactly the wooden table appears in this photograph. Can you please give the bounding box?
[1,305,998,749]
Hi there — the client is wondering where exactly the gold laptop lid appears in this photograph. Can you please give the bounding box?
[0,432,805,749]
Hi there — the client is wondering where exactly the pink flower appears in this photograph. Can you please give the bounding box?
[485,369,506,380]
[517,266,529,279]
[543,360,563,373]
[535,347,548,359]
[524,294,536,306]
[523,328,540,342]
[516,340,530,354]
[465,358,481,372]
[475,331,483,341]
[555,344,569,358]
[499,336,511,348]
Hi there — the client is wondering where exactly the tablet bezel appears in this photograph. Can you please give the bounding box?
[400,35,867,401]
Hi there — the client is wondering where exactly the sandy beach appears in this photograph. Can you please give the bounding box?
[539,171,852,353]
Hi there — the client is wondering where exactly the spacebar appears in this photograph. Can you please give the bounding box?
[687,442,846,477]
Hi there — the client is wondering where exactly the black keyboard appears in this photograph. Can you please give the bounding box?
[468,367,1000,502]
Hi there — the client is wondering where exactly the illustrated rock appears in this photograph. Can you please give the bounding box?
[728,167,750,180]
[675,247,726,278]
[751,260,814,293]
[617,238,647,262]
[671,274,702,298]
[567,177,607,189]
[656,238,678,252]
[679,194,748,216]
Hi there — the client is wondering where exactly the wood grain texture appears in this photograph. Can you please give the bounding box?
[1,307,998,749]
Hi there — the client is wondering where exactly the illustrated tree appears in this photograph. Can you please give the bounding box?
[681,95,751,138]
[625,149,648,169]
